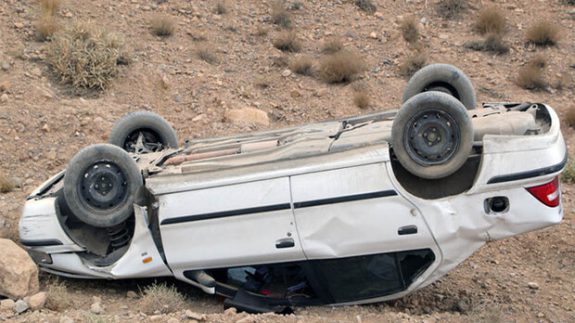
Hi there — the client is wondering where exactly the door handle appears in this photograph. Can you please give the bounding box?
[275,238,295,249]
[398,225,418,235]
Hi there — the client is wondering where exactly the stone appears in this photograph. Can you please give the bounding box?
[46,149,57,160]
[224,307,237,315]
[31,68,42,77]
[13,22,24,29]
[528,282,539,290]
[149,315,163,321]
[90,301,103,314]
[184,310,205,321]
[167,318,180,323]
[0,80,10,92]
[225,108,270,126]
[0,94,8,103]
[1,62,10,71]
[281,69,292,77]
[439,34,449,40]
[14,299,28,314]
[369,32,378,39]
[0,239,39,299]
[27,292,46,310]
[126,290,138,299]
[59,316,74,323]
[0,299,15,311]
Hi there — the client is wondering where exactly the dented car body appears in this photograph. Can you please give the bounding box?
[19,65,566,312]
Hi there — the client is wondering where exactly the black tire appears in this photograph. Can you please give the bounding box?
[63,144,143,228]
[109,111,178,153]
[402,64,477,110]
[392,92,473,179]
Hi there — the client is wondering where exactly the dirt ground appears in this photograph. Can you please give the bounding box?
[0,0,574,322]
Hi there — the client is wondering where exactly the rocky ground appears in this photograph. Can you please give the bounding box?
[0,0,574,322]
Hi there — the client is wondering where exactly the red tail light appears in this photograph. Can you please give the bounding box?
[526,177,560,207]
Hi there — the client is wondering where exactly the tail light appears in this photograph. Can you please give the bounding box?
[526,177,560,207]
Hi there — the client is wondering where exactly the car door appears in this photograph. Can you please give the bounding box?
[290,162,440,302]
[158,177,305,271]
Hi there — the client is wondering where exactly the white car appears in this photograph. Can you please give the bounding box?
[19,64,565,312]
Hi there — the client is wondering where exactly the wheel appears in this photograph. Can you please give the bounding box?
[109,111,178,153]
[63,144,143,228]
[392,92,473,179]
[402,64,477,110]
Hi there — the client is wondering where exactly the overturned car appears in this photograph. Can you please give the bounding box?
[20,64,565,312]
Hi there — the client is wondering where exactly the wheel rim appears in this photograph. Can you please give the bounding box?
[79,162,129,210]
[403,108,460,166]
[123,129,165,153]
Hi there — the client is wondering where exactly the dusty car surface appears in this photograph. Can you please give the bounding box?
[19,64,565,313]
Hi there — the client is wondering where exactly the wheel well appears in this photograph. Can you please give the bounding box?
[390,148,481,199]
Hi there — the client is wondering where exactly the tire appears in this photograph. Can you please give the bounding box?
[63,144,143,228]
[109,111,178,153]
[402,64,477,110]
[392,92,473,179]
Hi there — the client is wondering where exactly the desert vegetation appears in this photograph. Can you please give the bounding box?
[273,31,301,52]
[138,283,187,315]
[318,50,365,84]
[526,20,561,46]
[436,0,468,19]
[150,15,175,38]
[290,56,314,76]
[516,55,548,90]
[0,173,14,193]
[34,0,61,41]
[400,17,420,45]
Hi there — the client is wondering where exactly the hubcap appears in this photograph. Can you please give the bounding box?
[123,129,164,153]
[403,109,460,166]
[79,162,128,210]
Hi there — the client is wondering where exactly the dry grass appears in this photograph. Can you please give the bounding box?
[214,1,228,15]
[35,15,60,41]
[45,280,73,311]
[353,90,370,109]
[561,157,575,183]
[139,282,187,315]
[0,173,14,194]
[39,0,61,16]
[399,52,427,78]
[48,23,124,90]
[356,0,376,14]
[552,73,571,91]
[318,50,365,84]
[290,56,314,76]
[254,76,271,89]
[562,0,575,4]
[400,17,419,44]
[255,26,269,37]
[436,0,468,19]
[271,2,292,29]
[526,21,560,46]
[150,15,175,38]
[564,107,575,130]
[196,46,219,65]
[516,57,548,91]
[475,7,506,35]
[273,31,301,52]
[528,54,547,69]
[465,33,509,55]
[321,37,343,54]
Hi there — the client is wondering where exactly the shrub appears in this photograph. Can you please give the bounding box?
[271,2,292,29]
[400,17,419,44]
[0,173,14,194]
[45,280,73,311]
[318,50,365,83]
[561,158,575,184]
[39,0,61,16]
[516,59,547,91]
[215,1,228,15]
[321,37,343,54]
[564,107,575,130]
[290,56,314,76]
[475,7,506,35]
[150,15,175,38]
[436,0,468,19]
[353,90,370,109]
[48,24,124,90]
[290,2,304,10]
[273,31,301,52]
[196,46,219,65]
[35,15,60,41]
[528,54,546,69]
[139,282,187,315]
[399,52,427,78]
[465,33,509,55]
[356,0,376,14]
[526,21,560,46]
